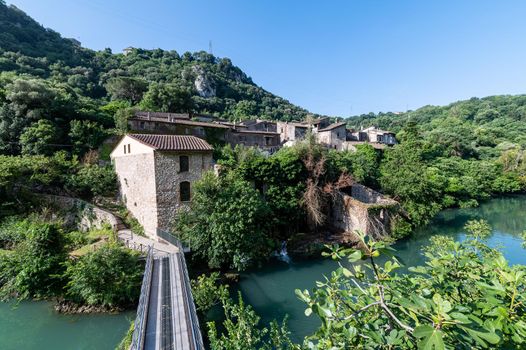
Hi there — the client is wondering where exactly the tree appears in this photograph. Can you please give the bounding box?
[104,77,147,104]
[296,222,526,349]
[191,272,228,312]
[64,243,143,307]
[68,119,107,155]
[380,127,443,227]
[0,217,66,300]
[66,164,117,198]
[174,171,271,270]
[208,294,297,350]
[19,119,60,155]
[140,82,193,113]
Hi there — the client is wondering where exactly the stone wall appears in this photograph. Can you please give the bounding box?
[112,138,158,237]
[40,194,120,232]
[154,151,213,232]
[330,184,399,240]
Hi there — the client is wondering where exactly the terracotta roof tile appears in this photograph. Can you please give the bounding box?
[128,134,213,151]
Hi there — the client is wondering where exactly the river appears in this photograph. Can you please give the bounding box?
[237,195,526,343]
[1,196,524,348]
[0,301,134,349]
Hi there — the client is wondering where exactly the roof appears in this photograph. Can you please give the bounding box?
[361,126,394,134]
[318,122,347,132]
[128,134,213,151]
[130,116,229,129]
[135,111,190,120]
[233,130,280,135]
[311,117,330,125]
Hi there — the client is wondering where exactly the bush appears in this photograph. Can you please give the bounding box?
[0,217,66,300]
[64,243,143,307]
[175,171,271,270]
[67,164,117,197]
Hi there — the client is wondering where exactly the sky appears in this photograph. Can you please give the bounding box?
[8,0,526,116]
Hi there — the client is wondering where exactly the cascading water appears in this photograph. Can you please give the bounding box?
[277,241,291,263]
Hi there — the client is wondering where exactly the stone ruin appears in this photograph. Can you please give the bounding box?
[329,184,399,241]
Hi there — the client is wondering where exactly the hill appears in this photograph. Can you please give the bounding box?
[347,95,526,159]
[0,2,313,154]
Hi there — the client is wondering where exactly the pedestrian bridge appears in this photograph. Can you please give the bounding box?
[130,244,204,350]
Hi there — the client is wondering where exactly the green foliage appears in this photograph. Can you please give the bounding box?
[140,82,193,113]
[105,77,147,104]
[207,293,297,350]
[115,320,135,350]
[0,153,77,214]
[19,119,60,155]
[175,171,271,270]
[0,216,66,300]
[66,164,117,197]
[64,243,143,307]
[296,224,526,349]
[191,272,228,312]
[69,119,108,155]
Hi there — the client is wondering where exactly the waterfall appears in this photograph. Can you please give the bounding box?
[277,241,291,263]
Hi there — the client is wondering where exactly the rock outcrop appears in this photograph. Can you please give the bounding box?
[193,66,216,98]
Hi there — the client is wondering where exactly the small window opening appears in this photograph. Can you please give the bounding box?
[180,155,189,172]
[180,181,191,202]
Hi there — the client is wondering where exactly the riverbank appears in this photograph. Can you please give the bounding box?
[234,195,526,343]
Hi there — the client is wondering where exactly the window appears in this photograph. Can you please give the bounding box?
[180,181,191,202]
[179,155,189,172]
[127,144,131,153]
[185,128,190,135]
[123,144,127,154]
[139,121,145,129]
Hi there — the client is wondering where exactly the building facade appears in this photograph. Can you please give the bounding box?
[110,134,213,238]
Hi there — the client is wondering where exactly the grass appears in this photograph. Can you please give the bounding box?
[115,320,135,350]
[69,225,116,257]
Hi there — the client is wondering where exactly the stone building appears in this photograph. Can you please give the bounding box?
[225,129,281,152]
[276,121,309,143]
[128,112,229,141]
[110,134,213,238]
[353,126,397,145]
[316,121,347,150]
[329,184,399,240]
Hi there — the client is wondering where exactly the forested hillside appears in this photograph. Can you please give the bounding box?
[0,2,310,155]
[347,95,526,158]
[345,96,526,232]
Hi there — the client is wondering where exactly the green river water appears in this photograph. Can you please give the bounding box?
[237,195,526,343]
[0,195,525,348]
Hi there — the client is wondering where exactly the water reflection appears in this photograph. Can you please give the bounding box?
[237,195,526,342]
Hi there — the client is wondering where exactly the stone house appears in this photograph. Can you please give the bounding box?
[276,121,309,143]
[316,121,347,150]
[241,119,278,132]
[128,112,230,142]
[354,126,397,145]
[110,134,213,238]
[225,129,281,151]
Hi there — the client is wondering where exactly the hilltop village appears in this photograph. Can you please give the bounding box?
[111,111,398,241]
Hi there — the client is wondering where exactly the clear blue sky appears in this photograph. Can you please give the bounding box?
[8,0,526,116]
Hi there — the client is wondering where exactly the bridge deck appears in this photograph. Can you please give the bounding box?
[132,250,203,350]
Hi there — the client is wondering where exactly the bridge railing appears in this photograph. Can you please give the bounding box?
[131,246,154,350]
[176,242,205,349]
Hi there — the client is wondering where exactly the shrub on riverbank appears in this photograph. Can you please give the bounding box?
[0,216,66,300]
[0,214,143,310]
[64,243,143,307]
